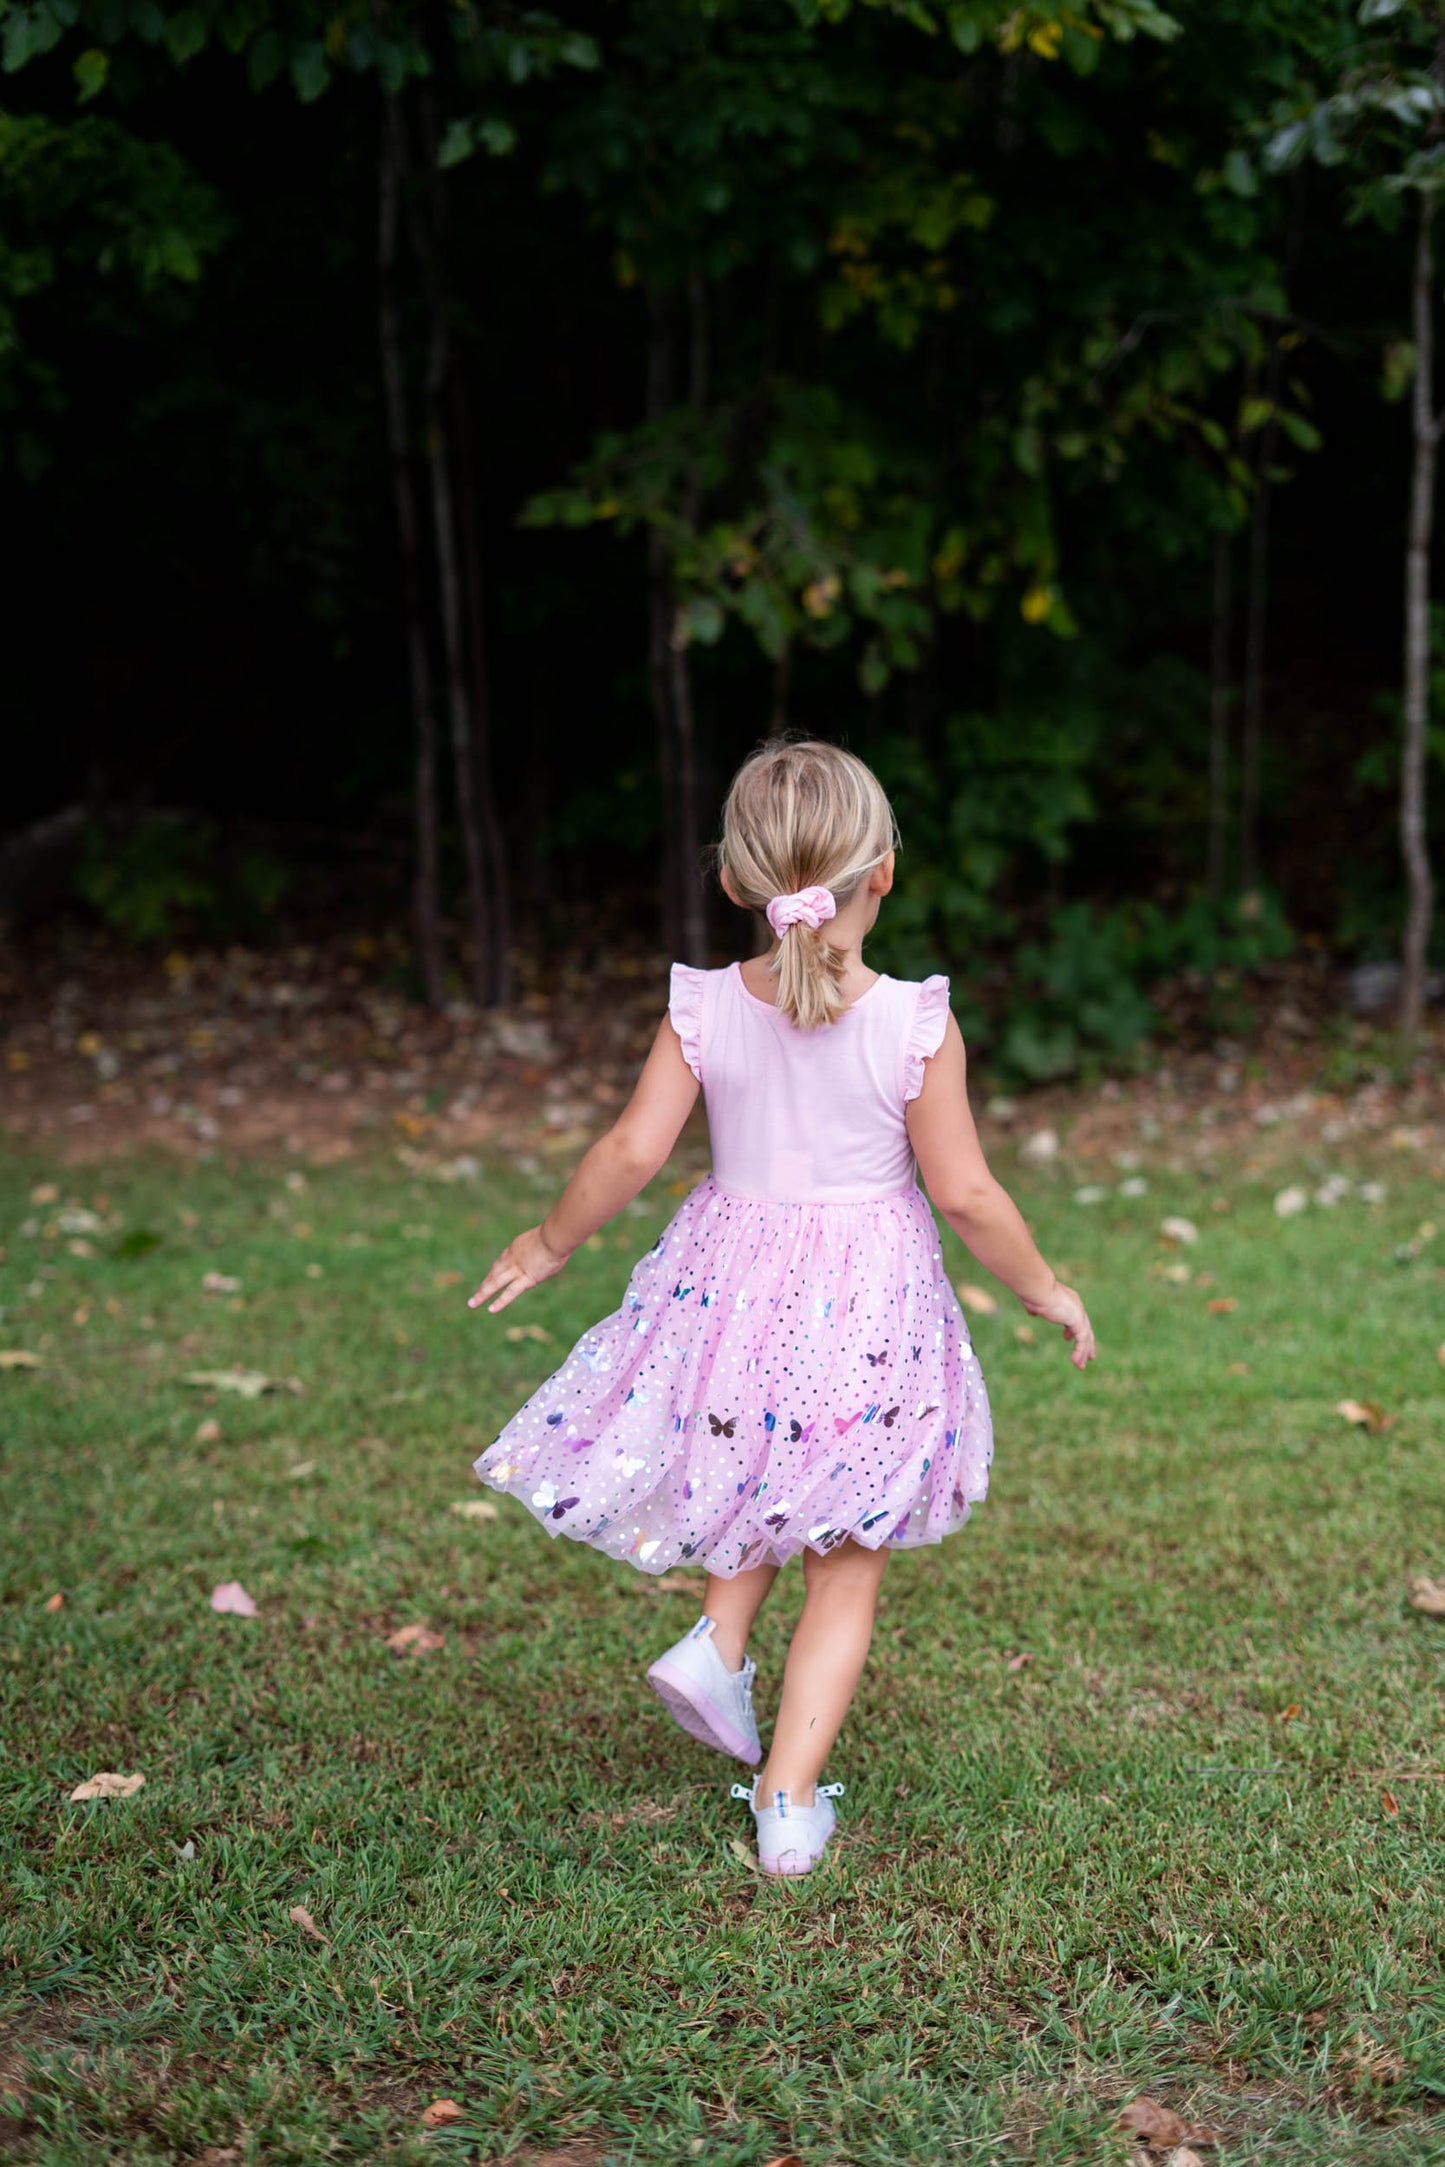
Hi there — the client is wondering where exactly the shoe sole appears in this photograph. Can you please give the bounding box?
[645,1657,761,1765]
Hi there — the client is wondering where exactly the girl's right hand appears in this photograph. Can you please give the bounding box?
[1021,1279,1096,1370]
[467,1225,568,1315]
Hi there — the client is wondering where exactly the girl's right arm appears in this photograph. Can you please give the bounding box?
[468,1014,700,1316]
[907,1014,1096,1370]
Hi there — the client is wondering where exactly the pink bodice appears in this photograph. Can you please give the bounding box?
[669,959,950,1205]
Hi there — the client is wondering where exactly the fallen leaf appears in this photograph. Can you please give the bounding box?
[1006,1650,1035,1671]
[1115,2098,1218,2150]
[1407,1576,1445,1617]
[1225,1361,1251,1376]
[655,1573,707,1596]
[201,1271,241,1295]
[0,1350,42,1371]
[1382,1789,1400,1816]
[289,1904,329,1944]
[449,1499,498,1521]
[69,1771,145,1802]
[195,1418,223,1443]
[955,1282,998,1316]
[728,1835,759,1870]
[43,1592,64,1612]
[210,1581,258,1617]
[504,1321,554,1343]
[386,1623,445,1655]
[434,1269,463,1289]
[30,1182,59,1205]
[1171,2151,1207,2167]
[1014,1323,1036,1344]
[173,1839,196,1861]
[1205,1296,1238,1314]
[1273,1185,1308,1219]
[1280,1703,1302,1723]
[1159,1217,1199,1245]
[286,1460,317,1480]
[183,1369,303,1398]
[1438,1340,1445,1368]
[420,2100,465,2129]
[760,2157,803,2167]
[1336,1399,1393,1433]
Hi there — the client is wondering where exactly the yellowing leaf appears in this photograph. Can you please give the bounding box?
[69,1771,145,1802]
[183,1369,302,1398]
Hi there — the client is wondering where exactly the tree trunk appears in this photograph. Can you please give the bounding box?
[1401,186,1438,1046]
[671,261,709,967]
[453,368,513,1005]
[1207,529,1232,902]
[1239,337,1282,893]
[378,98,444,1007]
[410,97,491,1008]
[645,281,681,956]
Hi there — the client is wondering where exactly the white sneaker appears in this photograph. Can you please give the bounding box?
[646,1616,761,1765]
[731,1777,846,1876]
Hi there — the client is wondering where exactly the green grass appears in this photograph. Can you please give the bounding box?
[2,1140,1444,2165]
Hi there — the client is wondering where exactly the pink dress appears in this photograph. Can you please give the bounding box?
[474,961,993,1577]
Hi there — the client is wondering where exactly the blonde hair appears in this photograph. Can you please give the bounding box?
[718,737,899,1030]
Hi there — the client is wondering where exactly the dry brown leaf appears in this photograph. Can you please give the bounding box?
[194,1417,223,1443]
[504,1321,554,1343]
[386,1623,445,1655]
[1006,1650,1035,1671]
[728,1835,759,1870]
[1382,1789,1400,1816]
[1014,1323,1036,1344]
[955,1282,998,1316]
[448,1500,498,1522]
[1170,2151,1207,2167]
[1437,1341,1445,1368]
[69,1771,145,1802]
[760,2157,803,2167]
[1118,2099,1188,2147]
[288,1904,329,1944]
[1408,1576,1445,1617]
[1225,1361,1251,1376]
[420,2099,465,2129]
[0,1350,42,1371]
[655,1573,707,1596]
[1205,1296,1238,1314]
[43,1592,64,1612]
[1336,1398,1393,1433]
[1280,1703,1302,1723]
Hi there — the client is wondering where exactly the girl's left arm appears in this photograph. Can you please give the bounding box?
[468,1015,700,1315]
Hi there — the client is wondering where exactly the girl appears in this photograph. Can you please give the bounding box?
[470,737,1094,1875]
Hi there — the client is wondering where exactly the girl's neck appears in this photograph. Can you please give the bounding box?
[738,899,881,1009]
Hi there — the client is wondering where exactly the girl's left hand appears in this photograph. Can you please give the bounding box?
[467,1225,568,1314]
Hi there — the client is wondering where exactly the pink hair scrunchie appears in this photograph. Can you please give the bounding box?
[765,884,837,938]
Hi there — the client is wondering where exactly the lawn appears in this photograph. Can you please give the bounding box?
[2,1134,1443,2166]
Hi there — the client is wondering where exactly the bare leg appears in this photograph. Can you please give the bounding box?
[757,1539,889,1805]
[703,1560,779,1671]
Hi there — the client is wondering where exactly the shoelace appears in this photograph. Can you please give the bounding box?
[729,1780,846,1805]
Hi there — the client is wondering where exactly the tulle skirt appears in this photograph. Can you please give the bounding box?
[474,1175,993,1578]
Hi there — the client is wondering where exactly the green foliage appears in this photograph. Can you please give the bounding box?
[77,815,291,944]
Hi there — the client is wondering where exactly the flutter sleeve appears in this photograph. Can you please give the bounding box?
[668,961,705,1083]
[902,974,951,1103]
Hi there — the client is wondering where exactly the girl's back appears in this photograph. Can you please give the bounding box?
[671,958,949,1204]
